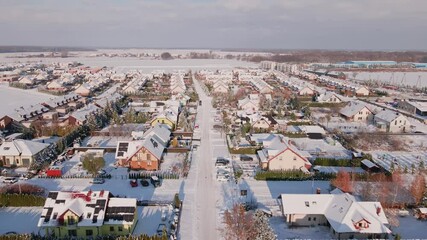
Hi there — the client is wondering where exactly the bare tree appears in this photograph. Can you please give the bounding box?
[222,204,256,240]
[331,170,353,193]
[410,173,426,205]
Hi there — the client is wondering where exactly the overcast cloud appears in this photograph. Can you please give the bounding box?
[0,0,426,50]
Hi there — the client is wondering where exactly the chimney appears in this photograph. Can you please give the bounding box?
[316,188,321,194]
[376,206,381,215]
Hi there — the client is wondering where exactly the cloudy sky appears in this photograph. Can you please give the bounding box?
[1,0,426,50]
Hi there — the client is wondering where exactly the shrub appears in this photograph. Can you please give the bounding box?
[0,194,46,207]
[314,158,362,167]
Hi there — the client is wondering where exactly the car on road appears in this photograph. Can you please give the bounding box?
[140,179,150,187]
[91,178,105,184]
[240,155,253,161]
[130,179,138,187]
[2,177,17,184]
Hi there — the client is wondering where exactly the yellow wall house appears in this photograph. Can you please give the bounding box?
[38,191,137,239]
[150,112,177,130]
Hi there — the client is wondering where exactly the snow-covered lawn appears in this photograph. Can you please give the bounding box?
[133,206,175,236]
[0,207,43,235]
[393,214,427,239]
[269,216,332,239]
[0,84,52,116]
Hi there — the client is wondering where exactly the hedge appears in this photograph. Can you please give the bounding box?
[228,147,260,155]
[0,194,46,207]
[314,158,363,167]
[254,170,335,181]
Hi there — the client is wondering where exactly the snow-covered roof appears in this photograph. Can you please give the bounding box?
[38,191,136,228]
[374,109,404,123]
[340,101,371,117]
[281,193,391,234]
[0,139,49,157]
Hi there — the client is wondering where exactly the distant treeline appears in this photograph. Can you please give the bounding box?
[0,46,96,53]
[239,50,427,63]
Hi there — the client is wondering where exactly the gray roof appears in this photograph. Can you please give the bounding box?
[374,109,402,123]
[340,101,371,117]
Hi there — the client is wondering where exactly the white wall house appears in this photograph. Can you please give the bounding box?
[374,109,411,133]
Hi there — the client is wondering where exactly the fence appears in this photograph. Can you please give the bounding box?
[129,171,180,180]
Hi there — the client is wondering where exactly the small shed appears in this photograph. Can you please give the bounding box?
[416,208,427,220]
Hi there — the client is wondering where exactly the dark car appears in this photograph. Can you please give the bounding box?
[130,179,138,187]
[240,155,253,161]
[215,157,230,166]
[157,223,167,237]
[150,176,162,188]
[140,179,150,187]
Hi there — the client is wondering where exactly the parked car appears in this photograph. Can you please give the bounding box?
[150,176,162,188]
[91,178,105,184]
[2,177,17,184]
[130,179,138,187]
[140,179,150,187]
[240,155,253,161]
[215,157,230,166]
[216,174,230,182]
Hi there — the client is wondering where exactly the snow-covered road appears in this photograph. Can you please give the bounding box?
[179,77,227,240]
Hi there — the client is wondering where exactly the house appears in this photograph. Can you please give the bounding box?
[374,109,410,133]
[75,83,92,96]
[280,192,390,239]
[252,115,278,131]
[238,94,260,112]
[150,110,178,130]
[298,86,315,96]
[0,115,14,130]
[317,92,344,103]
[115,124,170,170]
[18,76,35,86]
[252,134,311,171]
[354,86,370,96]
[38,191,137,238]
[340,102,373,122]
[46,81,67,92]
[0,139,50,167]
[116,136,165,170]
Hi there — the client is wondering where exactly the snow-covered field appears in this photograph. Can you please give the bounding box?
[0,51,256,73]
[0,207,42,235]
[345,71,427,87]
[0,84,52,116]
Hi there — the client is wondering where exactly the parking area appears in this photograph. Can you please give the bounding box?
[133,205,180,239]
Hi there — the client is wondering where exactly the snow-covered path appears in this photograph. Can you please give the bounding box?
[179,78,221,240]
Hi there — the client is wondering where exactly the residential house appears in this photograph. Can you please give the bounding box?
[150,110,178,130]
[0,139,50,167]
[252,134,311,172]
[354,86,370,96]
[38,191,137,238]
[298,86,315,96]
[317,92,344,103]
[280,192,390,239]
[374,109,410,133]
[46,81,67,92]
[115,124,170,170]
[252,115,278,131]
[238,94,260,113]
[340,102,373,122]
[75,83,92,97]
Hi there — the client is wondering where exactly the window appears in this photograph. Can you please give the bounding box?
[87,213,92,219]
[53,213,58,219]
[68,230,77,237]
[118,226,123,232]
[293,157,297,161]
[313,217,317,221]
[110,226,114,232]
[16,159,19,164]
[86,229,93,236]
[308,217,311,221]
[147,154,151,161]
[147,161,152,166]
[395,121,397,125]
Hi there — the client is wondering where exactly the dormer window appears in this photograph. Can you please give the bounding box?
[87,213,92,219]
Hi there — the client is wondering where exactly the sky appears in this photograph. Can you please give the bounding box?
[0,0,426,50]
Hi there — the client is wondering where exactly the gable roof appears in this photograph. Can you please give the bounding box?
[281,193,391,234]
[0,139,49,156]
[340,101,372,117]
[375,109,405,123]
